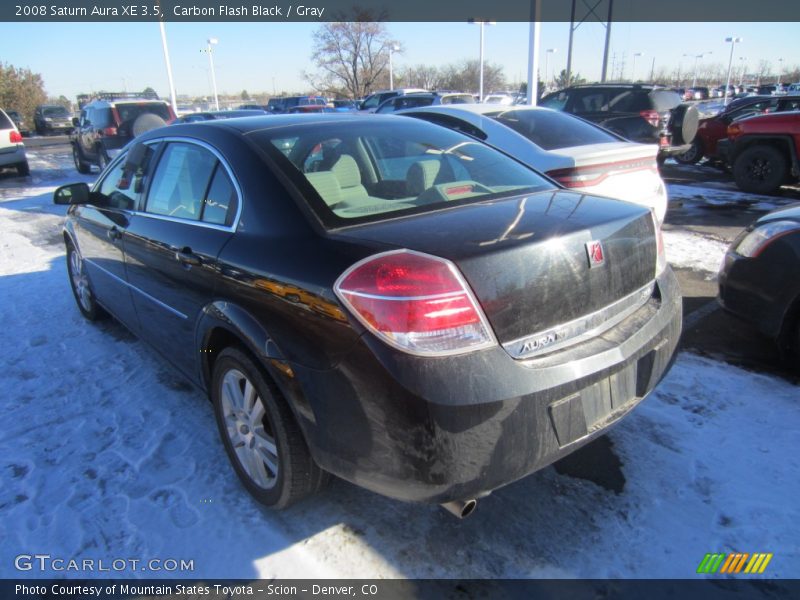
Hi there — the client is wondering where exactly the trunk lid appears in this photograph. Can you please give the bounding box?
[335,190,657,346]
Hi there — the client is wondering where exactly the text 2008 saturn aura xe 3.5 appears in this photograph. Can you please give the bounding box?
[54,115,681,518]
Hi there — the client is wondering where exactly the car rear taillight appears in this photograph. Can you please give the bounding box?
[101,127,118,136]
[9,131,22,144]
[547,158,658,188]
[334,249,496,356]
[639,110,660,128]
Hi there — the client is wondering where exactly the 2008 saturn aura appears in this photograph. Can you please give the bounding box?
[55,115,681,517]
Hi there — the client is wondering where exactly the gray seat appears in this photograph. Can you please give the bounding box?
[304,171,342,207]
[406,160,442,197]
[331,155,370,205]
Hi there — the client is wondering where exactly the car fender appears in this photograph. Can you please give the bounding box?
[195,300,318,426]
[732,135,799,176]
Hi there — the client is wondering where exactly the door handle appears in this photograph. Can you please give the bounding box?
[107,226,122,241]
[175,247,201,267]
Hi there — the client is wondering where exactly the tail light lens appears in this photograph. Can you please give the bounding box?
[734,220,800,258]
[334,249,496,356]
[547,158,658,188]
[9,131,22,144]
[640,110,661,128]
[101,127,118,136]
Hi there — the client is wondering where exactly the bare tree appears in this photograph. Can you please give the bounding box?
[401,64,443,90]
[755,60,771,85]
[438,59,506,94]
[307,10,398,99]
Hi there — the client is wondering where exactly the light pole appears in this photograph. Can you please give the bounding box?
[544,48,556,89]
[631,52,644,82]
[724,37,743,105]
[469,19,495,101]
[158,22,178,115]
[684,52,711,89]
[777,57,784,85]
[388,44,400,91]
[205,37,219,111]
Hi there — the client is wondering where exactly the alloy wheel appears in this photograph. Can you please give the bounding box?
[69,249,93,312]
[219,368,279,489]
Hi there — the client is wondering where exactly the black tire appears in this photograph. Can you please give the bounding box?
[211,347,326,508]
[16,160,30,176]
[675,139,703,164]
[670,104,699,146]
[732,145,788,195]
[66,242,106,321]
[72,144,91,174]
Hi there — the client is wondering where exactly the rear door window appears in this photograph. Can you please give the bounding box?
[650,91,682,111]
[145,142,217,221]
[0,110,13,130]
[202,166,238,226]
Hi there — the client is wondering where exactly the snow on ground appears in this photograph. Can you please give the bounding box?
[1,159,798,581]
[662,229,729,279]
[668,182,796,213]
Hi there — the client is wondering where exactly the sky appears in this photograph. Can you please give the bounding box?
[0,21,797,100]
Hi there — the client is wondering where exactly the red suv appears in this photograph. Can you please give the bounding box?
[718,112,800,194]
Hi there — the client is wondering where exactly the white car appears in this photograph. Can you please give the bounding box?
[396,104,668,224]
[483,94,515,105]
[0,108,29,176]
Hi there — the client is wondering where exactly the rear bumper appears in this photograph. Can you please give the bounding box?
[293,267,683,504]
[0,145,26,167]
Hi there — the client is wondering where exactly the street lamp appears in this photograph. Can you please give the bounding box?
[388,44,400,91]
[631,52,644,82]
[469,19,495,101]
[683,52,712,89]
[204,37,220,111]
[777,57,784,85]
[544,48,557,89]
[723,37,743,105]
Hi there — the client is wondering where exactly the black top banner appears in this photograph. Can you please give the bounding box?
[3,0,800,22]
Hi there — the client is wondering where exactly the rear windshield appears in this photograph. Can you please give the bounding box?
[116,102,171,123]
[488,109,618,150]
[441,94,475,105]
[43,106,69,117]
[249,119,554,226]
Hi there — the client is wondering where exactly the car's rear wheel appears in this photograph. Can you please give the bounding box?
[733,145,787,194]
[16,160,30,176]
[211,347,326,508]
[675,139,703,164]
[66,243,105,321]
[72,145,91,174]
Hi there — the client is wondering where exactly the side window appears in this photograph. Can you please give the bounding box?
[202,166,238,226]
[571,91,607,113]
[97,153,141,210]
[362,95,380,110]
[145,143,217,221]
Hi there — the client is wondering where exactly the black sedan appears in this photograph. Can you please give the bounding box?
[719,205,800,372]
[53,115,682,517]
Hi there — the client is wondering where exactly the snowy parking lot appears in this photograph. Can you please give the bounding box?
[1,149,798,580]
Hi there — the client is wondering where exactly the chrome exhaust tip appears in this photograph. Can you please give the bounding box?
[440,498,477,519]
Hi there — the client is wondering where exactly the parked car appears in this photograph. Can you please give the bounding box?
[34,104,73,135]
[358,88,427,112]
[539,84,699,164]
[331,100,358,112]
[52,114,680,517]
[397,104,669,223]
[266,96,327,114]
[70,92,176,173]
[719,205,800,372]
[757,84,778,96]
[692,87,711,100]
[5,110,30,136]
[717,111,800,194]
[173,109,267,124]
[238,104,266,110]
[375,92,475,113]
[286,105,336,114]
[0,107,29,176]
[675,95,778,164]
[788,83,800,94]
[483,94,515,105]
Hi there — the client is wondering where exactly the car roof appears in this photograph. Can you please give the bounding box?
[396,104,552,116]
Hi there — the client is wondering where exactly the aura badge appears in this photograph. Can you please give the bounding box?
[697,552,773,574]
[585,240,605,268]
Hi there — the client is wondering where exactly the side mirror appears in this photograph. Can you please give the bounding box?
[53,182,90,205]
[72,117,80,127]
